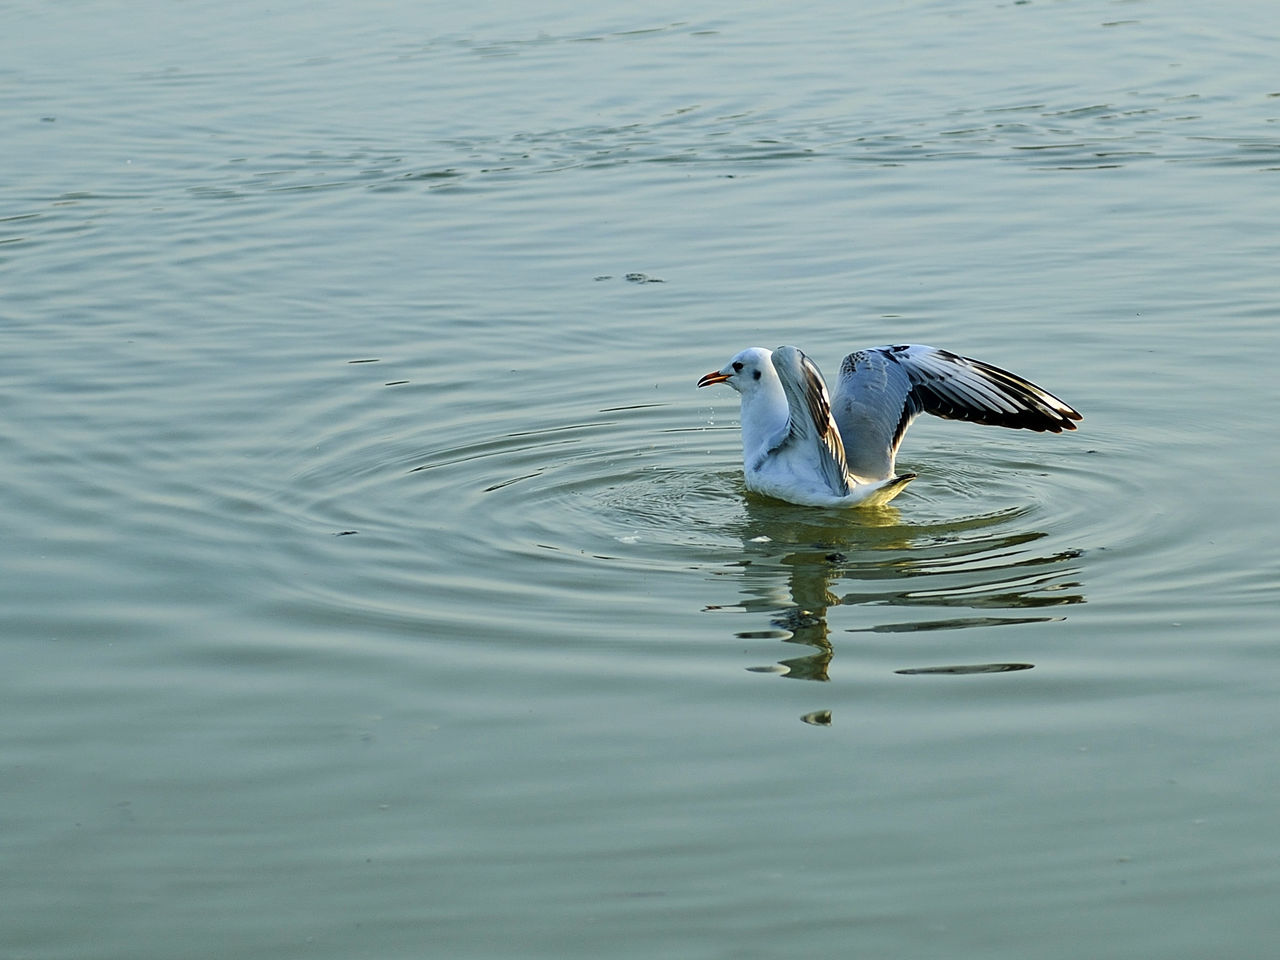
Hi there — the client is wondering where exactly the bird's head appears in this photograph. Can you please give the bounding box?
[696,347,773,394]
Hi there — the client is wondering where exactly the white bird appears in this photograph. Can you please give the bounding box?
[697,344,1082,507]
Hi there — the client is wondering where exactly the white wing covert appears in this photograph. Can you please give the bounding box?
[769,346,852,498]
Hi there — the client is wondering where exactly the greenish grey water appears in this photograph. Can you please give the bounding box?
[4,1,1279,957]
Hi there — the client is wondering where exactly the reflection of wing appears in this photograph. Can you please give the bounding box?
[769,346,851,498]
[833,345,1083,481]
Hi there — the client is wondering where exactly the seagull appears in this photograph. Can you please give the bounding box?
[697,344,1082,507]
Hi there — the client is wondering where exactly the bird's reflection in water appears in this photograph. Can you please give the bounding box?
[707,495,1086,720]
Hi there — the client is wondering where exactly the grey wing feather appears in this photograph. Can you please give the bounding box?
[833,345,1083,480]
[830,349,920,481]
[882,344,1082,431]
[770,346,852,497]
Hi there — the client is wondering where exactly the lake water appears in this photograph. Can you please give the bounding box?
[4,1,1279,956]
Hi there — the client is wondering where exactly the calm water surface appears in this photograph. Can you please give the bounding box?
[4,1,1279,957]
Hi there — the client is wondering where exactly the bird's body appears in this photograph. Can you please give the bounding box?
[697,344,1081,507]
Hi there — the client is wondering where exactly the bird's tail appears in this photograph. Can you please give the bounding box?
[853,473,916,507]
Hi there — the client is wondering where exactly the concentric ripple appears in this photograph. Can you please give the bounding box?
[241,355,1189,685]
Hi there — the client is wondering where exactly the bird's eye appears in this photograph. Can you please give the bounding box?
[732,362,743,373]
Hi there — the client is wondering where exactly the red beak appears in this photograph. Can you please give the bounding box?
[697,370,731,388]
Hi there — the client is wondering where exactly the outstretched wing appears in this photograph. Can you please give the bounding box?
[769,346,852,498]
[832,345,1082,481]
